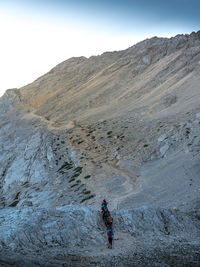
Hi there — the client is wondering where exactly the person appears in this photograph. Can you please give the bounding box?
[108,215,113,227]
[101,199,108,211]
[101,199,109,222]
[102,199,107,206]
[104,214,110,227]
[104,213,113,228]
[101,199,114,248]
[107,227,113,249]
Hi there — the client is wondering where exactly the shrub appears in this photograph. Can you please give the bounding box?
[74,166,83,173]
[83,190,91,194]
[69,177,76,183]
[15,192,20,199]
[70,183,79,188]
[80,194,95,203]
[71,173,80,178]
[84,175,91,179]
[58,162,73,172]
[8,200,19,207]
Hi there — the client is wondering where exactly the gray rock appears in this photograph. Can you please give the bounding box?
[160,144,169,157]
[142,55,151,65]
[0,88,20,114]
[158,133,168,142]
[0,205,199,265]
[196,112,200,119]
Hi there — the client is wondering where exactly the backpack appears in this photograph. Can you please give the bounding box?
[107,229,113,238]
[101,204,107,211]
[102,206,108,214]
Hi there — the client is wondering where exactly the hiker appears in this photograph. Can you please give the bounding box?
[101,199,114,248]
[102,205,108,215]
[101,199,109,221]
[101,199,108,211]
[108,215,113,227]
[102,199,107,206]
[107,227,114,248]
[104,214,113,228]
[104,214,110,227]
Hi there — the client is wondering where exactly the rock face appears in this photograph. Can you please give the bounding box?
[0,205,199,266]
[0,31,200,266]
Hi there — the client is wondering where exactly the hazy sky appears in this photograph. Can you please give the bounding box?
[0,0,199,96]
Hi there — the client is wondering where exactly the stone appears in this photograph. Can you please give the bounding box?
[158,133,168,142]
[142,55,151,65]
[160,144,169,157]
[196,112,200,119]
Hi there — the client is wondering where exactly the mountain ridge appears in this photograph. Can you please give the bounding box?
[15,30,200,125]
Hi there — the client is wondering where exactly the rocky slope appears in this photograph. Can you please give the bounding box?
[0,31,200,266]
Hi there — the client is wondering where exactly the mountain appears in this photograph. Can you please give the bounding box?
[0,31,200,266]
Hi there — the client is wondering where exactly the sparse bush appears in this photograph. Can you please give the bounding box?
[69,177,76,183]
[23,181,29,187]
[74,166,83,173]
[15,192,20,199]
[8,200,19,207]
[83,190,91,194]
[84,175,91,179]
[71,173,80,178]
[58,162,73,172]
[80,194,95,203]
[70,183,79,188]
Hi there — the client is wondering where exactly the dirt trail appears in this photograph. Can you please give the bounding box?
[104,162,142,210]
[119,150,200,210]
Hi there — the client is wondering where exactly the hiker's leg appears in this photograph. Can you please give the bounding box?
[108,238,112,248]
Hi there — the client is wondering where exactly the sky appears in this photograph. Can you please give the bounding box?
[0,0,199,97]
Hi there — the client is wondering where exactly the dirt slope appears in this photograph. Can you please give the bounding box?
[19,32,200,124]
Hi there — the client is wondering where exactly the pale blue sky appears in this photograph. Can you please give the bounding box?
[0,0,199,96]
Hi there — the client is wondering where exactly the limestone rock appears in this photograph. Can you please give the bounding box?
[160,143,169,157]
